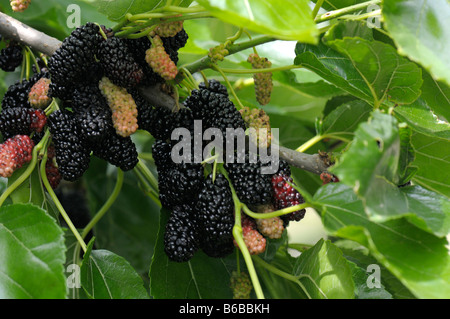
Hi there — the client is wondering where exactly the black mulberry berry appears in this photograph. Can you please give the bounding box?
[164,203,200,262]
[157,161,204,209]
[0,107,31,141]
[92,126,138,171]
[224,153,273,207]
[47,22,102,97]
[97,36,144,88]
[184,82,245,136]
[0,41,23,72]
[196,173,235,258]
[47,110,91,181]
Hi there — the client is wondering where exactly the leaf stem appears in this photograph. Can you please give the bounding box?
[219,166,265,299]
[40,147,87,253]
[211,65,245,109]
[115,12,211,38]
[296,134,324,153]
[242,202,311,220]
[252,255,312,299]
[136,159,159,192]
[81,169,124,240]
[314,0,381,23]
[219,64,302,74]
[295,133,351,153]
[181,35,276,75]
[312,0,325,18]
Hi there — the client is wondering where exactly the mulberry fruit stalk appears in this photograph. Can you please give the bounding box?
[98,77,138,137]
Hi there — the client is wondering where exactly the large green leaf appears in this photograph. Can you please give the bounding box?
[331,111,401,194]
[382,0,450,86]
[319,99,372,138]
[83,157,160,277]
[313,183,450,299]
[80,239,149,299]
[330,111,449,235]
[149,209,238,299]
[0,204,66,298]
[294,37,423,108]
[410,132,450,198]
[292,238,355,299]
[196,0,318,42]
[394,98,450,140]
[420,69,450,122]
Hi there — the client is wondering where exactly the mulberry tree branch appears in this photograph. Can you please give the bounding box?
[0,12,61,56]
[0,12,332,176]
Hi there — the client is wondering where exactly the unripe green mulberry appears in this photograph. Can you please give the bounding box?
[208,43,229,63]
[145,36,178,81]
[10,0,31,12]
[247,53,273,106]
[239,106,272,148]
[230,271,253,299]
[154,19,184,38]
[98,77,138,137]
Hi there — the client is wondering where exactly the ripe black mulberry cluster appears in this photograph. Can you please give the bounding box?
[0,21,189,184]
[155,80,307,262]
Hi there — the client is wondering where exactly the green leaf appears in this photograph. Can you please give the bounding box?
[0,203,66,298]
[346,259,393,299]
[7,165,44,206]
[81,0,184,21]
[196,0,318,42]
[420,68,450,122]
[410,132,450,198]
[323,20,374,42]
[397,124,417,185]
[83,157,160,277]
[292,238,355,299]
[295,38,423,107]
[149,209,238,299]
[330,111,449,235]
[331,110,401,194]
[394,98,450,140]
[80,239,149,299]
[319,99,372,138]
[273,70,344,100]
[382,0,450,86]
[399,185,450,238]
[314,183,450,299]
